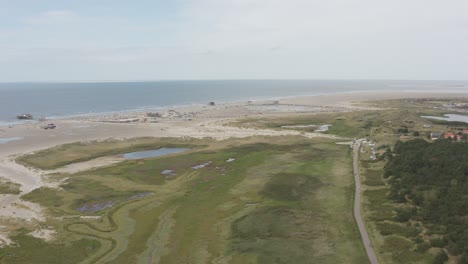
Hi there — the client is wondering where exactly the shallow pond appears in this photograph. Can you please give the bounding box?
[192,161,212,170]
[122,148,190,160]
[77,201,114,213]
[421,114,468,123]
[316,124,332,132]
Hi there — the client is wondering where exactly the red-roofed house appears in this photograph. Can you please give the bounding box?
[463,129,468,134]
[444,132,463,141]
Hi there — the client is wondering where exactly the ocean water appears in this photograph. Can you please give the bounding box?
[0,80,467,124]
[421,114,468,123]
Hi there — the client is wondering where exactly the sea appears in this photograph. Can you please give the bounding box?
[0,79,467,125]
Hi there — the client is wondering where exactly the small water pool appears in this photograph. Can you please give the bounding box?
[0,137,24,144]
[316,124,332,132]
[421,114,468,123]
[122,148,190,160]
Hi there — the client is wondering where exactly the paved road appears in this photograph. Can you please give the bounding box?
[353,140,379,264]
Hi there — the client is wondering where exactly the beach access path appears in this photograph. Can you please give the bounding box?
[353,139,379,264]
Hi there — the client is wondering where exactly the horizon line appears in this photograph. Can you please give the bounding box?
[1,78,468,84]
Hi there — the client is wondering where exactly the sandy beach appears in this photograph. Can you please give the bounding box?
[2,90,468,155]
[0,89,467,243]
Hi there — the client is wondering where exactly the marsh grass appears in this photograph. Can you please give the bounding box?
[260,173,322,202]
[17,137,205,170]
[21,187,64,207]
[8,137,367,263]
[228,112,375,138]
[364,189,395,222]
[0,231,100,264]
[0,180,21,195]
[226,143,367,264]
[363,169,385,186]
[376,222,421,238]
[382,236,432,263]
[61,177,143,212]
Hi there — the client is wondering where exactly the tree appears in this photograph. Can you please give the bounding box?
[398,127,409,134]
[432,251,448,264]
[384,139,468,259]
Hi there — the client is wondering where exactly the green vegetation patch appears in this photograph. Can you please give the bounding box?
[327,118,369,138]
[364,189,394,221]
[91,150,234,185]
[17,137,202,170]
[428,118,468,127]
[382,236,432,263]
[384,139,468,261]
[61,178,142,212]
[21,187,64,207]
[0,232,100,264]
[230,206,327,264]
[226,143,367,264]
[376,222,421,238]
[232,206,318,240]
[0,180,21,195]
[229,112,377,138]
[231,207,320,263]
[383,235,415,254]
[363,169,385,186]
[260,173,322,202]
[6,138,369,263]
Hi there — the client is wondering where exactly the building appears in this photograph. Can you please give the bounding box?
[430,132,442,140]
[444,132,463,141]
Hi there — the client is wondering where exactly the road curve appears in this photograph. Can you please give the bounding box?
[353,140,379,264]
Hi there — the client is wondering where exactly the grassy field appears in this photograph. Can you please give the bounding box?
[0,232,100,264]
[0,179,21,195]
[16,137,207,170]
[228,112,373,138]
[2,137,367,263]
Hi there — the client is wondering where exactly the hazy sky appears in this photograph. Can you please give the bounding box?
[1,0,467,82]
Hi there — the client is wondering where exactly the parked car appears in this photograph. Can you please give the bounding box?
[42,123,56,130]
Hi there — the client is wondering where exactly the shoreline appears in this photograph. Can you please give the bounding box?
[2,88,468,126]
[0,90,467,158]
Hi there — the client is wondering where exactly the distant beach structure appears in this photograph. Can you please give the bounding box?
[16,114,33,120]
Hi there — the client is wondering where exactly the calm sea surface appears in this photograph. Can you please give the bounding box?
[0,80,467,124]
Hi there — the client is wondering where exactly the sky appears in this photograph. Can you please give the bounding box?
[0,0,467,82]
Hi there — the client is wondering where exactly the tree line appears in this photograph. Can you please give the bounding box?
[384,139,468,263]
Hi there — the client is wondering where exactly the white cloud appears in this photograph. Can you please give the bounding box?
[176,0,468,50]
[1,0,468,81]
[23,10,79,25]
